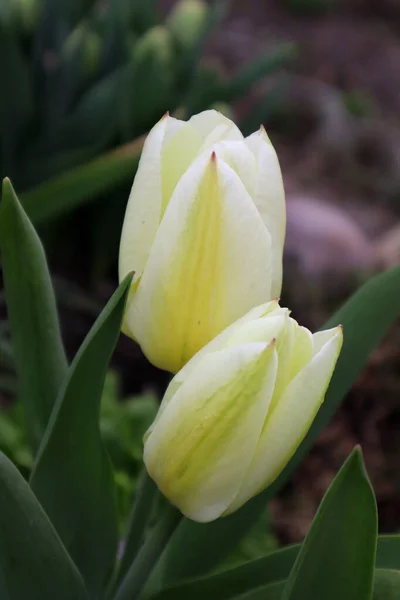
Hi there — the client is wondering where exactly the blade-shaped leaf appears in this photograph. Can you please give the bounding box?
[280,448,377,600]
[373,569,400,600]
[0,179,68,451]
[147,266,400,588]
[375,536,400,570]
[0,451,88,600]
[20,137,144,224]
[205,570,400,600]
[236,581,285,600]
[30,274,133,598]
[223,43,296,103]
[147,536,400,600]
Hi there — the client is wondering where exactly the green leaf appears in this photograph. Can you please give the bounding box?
[146,546,297,600]
[375,536,400,570]
[20,137,144,224]
[0,179,68,451]
[147,536,400,600]
[149,266,400,588]
[373,570,400,600]
[0,451,88,600]
[281,448,377,600]
[205,570,400,600]
[30,274,133,598]
[236,581,285,600]
[223,43,296,103]
[25,68,126,183]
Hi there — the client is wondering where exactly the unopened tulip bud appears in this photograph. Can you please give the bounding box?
[167,0,208,49]
[133,26,173,68]
[119,110,285,372]
[143,301,343,522]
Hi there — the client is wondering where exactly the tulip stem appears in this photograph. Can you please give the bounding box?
[114,501,182,600]
[116,471,158,586]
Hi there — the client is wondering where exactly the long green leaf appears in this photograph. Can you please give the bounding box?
[20,136,144,224]
[0,179,68,451]
[223,43,296,103]
[30,274,133,598]
[236,581,285,600]
[0,451,88,600]
[373,569,400,600]
[148,266,400,589]
[281,448,377,600]
[213,570,400,600]
[147,535,400,600]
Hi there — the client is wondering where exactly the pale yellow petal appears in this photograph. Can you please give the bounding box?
[119,113,171,282]
[144,341,278,522]
[245,127,285,297]
[161,122,203,216]
[209,140,257,197]
[289,323,313,380]
[127,153,273,372]
[226,326,343,514]
[189,109,243,149]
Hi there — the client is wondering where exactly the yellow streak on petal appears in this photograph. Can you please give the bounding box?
[156,153,222,370]
[147,341,277,519]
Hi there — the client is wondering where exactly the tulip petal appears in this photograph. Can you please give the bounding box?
[210,140,257,197]
[148,306,288,435]
[245,127,285,297]
[144,341,278,522]
[119,114,171,283]
[189,110,244,148]
[147,301,284,432]
[127,153,273,372]
[226,326,343,514]
[290,324,313,380]
[161,122,203,216]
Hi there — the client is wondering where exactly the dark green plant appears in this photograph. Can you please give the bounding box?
[0,0,293,197]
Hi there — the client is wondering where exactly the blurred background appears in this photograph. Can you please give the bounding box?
[0,0,400,554]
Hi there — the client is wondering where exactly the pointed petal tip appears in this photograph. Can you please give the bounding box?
[162,111,170,119]
[211,150,217,162]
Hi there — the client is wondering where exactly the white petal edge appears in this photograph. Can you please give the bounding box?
[118,114,179,282]
[245,128,286,298]
[225,326,343,514]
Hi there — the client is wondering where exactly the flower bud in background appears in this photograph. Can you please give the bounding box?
[143,300,343,522]
[119,110,285,372]
[167,0,208,50]
[132,26,173,68]
[62,23,101,78]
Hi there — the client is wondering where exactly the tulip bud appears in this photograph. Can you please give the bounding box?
[167,0,208,49]
[143,301,343,522]
[119,110,286,373]
[133,26,173,68]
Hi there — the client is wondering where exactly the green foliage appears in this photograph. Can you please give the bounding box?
[280,449,377,600]
[0,368,159,530]
[100,371,158,531]
[1,182,400,600]
[146,535,400,600]
[0,0,292,199]
[0,179,68,451]
[0,451,89,600]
